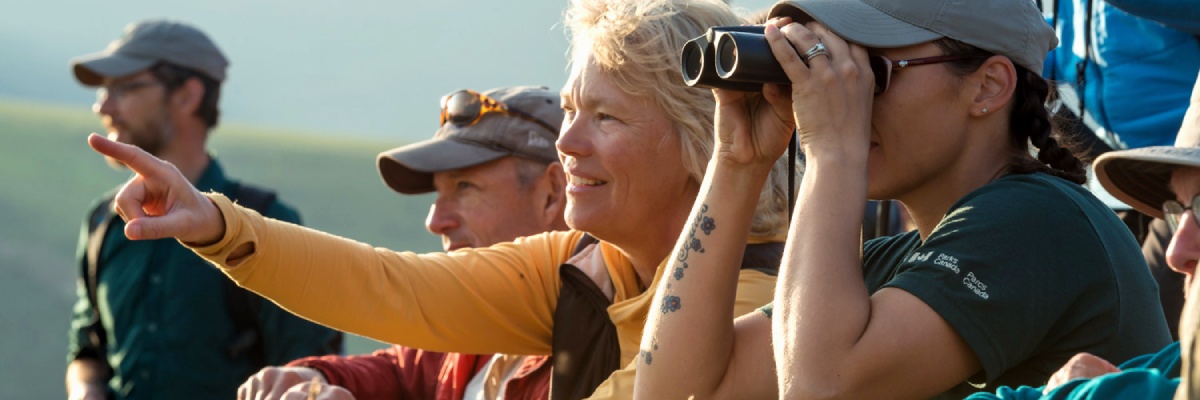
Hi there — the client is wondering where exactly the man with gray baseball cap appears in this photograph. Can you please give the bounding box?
[72,19,228,87]
[239,86,570,400]
[378,86,562,194]
[65,19,341,400]
[379,85,567,253]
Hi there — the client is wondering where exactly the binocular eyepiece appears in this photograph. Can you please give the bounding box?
[681,26,790,92]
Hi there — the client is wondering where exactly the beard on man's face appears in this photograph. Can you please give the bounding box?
[103,112,175,170]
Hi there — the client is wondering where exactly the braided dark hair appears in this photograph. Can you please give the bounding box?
[933,39,1087,185]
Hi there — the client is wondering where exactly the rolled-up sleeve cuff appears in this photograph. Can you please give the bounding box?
[187,192,260,269]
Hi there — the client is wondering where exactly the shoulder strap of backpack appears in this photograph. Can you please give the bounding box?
[231,182,278,214]
[550,235,615,400]
[571,233,599,256]
[222,182,277,368]
[740,241,783,277]
[83,196,116,353]
[219,183,344,366]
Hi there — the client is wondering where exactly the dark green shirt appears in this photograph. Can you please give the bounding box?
[764,173,1172,398]
[68,159,341,400]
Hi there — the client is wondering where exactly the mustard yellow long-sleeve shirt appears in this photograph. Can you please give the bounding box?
[191,193,776,399]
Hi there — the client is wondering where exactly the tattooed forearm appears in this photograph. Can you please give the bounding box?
[645,203,717,365]
[674,204,716,282]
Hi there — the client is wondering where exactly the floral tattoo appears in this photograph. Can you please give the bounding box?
[660,295,682,314]
[674,204,714,278]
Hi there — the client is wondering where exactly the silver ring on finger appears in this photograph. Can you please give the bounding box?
[801,42,829,64]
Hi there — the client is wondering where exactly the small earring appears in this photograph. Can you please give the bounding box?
[981,107,988,113]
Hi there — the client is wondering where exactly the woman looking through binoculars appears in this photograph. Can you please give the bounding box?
[635,0,1173,398]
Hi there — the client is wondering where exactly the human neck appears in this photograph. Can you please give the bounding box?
[902,161,1010,241]
[156,127,211,184]
[899,122,1013,240]
[626,208,694,288]
[620,243,671,290]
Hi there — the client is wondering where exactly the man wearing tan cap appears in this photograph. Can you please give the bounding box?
[64,19,340,400]
[238,86,570,400]
[964,74,1200,400]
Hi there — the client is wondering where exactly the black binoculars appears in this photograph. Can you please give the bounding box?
[681,26,790,92]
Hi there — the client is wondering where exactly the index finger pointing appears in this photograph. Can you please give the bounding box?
[88,133,170,179]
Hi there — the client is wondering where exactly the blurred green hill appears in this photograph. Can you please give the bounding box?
[0,98,442,399]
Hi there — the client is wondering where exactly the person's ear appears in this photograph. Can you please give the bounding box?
[969,55,1017,118]
[540,162,568,229]
[170,77,204,116]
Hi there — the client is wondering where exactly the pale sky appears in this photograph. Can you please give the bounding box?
[0,0,779,140]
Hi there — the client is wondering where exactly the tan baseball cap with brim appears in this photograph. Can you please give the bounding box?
[1095,79,1200,219]
[378,86,563,194]
[71,19,228,86]
[767,0,1057,75]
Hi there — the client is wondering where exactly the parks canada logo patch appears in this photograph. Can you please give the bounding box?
[907,250,989,299]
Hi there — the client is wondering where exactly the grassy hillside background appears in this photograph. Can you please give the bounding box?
[0,98,443,399]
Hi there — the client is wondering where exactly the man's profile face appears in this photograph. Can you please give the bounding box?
[427,157,552,250]
[1167,166,1200,293]
[93,70,175,167]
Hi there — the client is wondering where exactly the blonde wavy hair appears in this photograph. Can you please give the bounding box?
[564,0,794,237]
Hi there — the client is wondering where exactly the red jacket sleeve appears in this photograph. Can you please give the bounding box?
[287,346,491,400]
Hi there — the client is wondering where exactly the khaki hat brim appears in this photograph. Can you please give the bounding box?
[376,138,510,194]
[1094,147,1200,219]
[72,52,158,86]
[768,0,943,48]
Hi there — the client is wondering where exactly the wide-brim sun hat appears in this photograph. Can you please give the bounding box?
[1095,148,1200,218]
[1095,76,1200,218]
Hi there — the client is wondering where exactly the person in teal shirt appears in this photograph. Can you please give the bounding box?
[64,20,341,400]
[972,344,1181,399]
[968,71,1200,400]
[1042,0,1200,342]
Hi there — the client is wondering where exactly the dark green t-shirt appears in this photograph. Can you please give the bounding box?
[764,173,1172,398]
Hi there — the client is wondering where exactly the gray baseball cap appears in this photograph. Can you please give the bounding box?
[768,0,1057,74]
[71,19,228,86]
[377,86,563,194]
